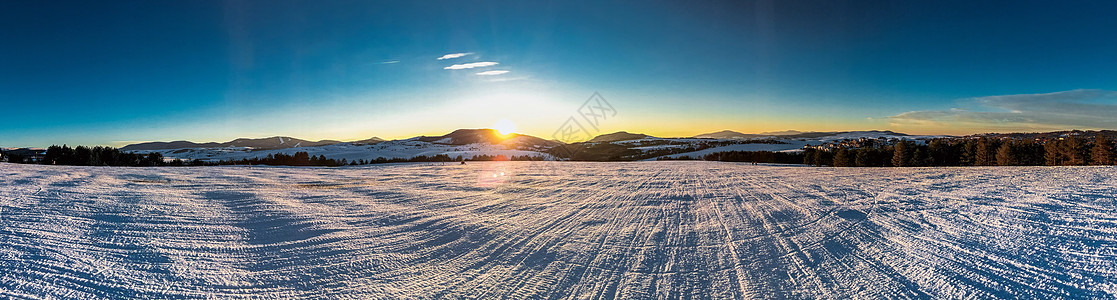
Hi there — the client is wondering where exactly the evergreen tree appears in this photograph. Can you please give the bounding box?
[293,152,311,166]
[832,148,852,167]
[803,149,819,166]
[1091,135,1117,165]
[892,141,910,167]
[912,147,928,167]
[975,138,996,166]
[854,148,873,167]
[1062,137,1088,165]
[960,139,977,166]
[927,139,955,166]
[1020,140,1045,166]
[995,142,1017,166]
[1043,140,1061,166]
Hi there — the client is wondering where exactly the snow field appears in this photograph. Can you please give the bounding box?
[0,162,1115,298]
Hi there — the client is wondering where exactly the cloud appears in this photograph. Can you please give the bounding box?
[374,60,399,64]
[444,62,499,70]
[888,89,1117,131]
[437,52,472,60]
[475,70,509,76]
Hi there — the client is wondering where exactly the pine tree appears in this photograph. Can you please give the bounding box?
[892,141,910,167]
[803,149,819,166]
[1062,137,1088,165]
[1043,140,1061,166]
[832,148,852,167]
[1091,135,1117,165]
[928,139,953,166]
[959,139,976,166]
[975,138,996,166]
[854,149,872,167]
[912,147,927,167]
[995,142,1017,166]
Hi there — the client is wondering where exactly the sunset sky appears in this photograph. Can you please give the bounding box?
[2,1,1116,147]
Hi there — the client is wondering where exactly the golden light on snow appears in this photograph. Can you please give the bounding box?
[475,162,513,187]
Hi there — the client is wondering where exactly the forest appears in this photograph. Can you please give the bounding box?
[801,136,1117,167]
[3,145,206,167]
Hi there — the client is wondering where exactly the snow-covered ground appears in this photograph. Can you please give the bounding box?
[1,162,1115,298]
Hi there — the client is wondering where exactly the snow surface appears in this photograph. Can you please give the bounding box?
[1,162,1115,298]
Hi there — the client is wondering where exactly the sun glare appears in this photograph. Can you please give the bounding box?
[493,119,518,136]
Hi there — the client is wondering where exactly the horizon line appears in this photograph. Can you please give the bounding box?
[7,127,1117,149]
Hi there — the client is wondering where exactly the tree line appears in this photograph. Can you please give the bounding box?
[658,150,805,164]
[3,145,547,167]
[4,145,207,166]
[217,152,345,166]
[803,136,1117,167]
[217,153,546,166]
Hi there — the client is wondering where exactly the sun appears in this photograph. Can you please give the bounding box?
[493,119,518,136]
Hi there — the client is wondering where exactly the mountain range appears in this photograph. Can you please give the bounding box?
[121,136,382,151]
[121,129,921,152]
[3,128,1100,164]
[693,130,909,139]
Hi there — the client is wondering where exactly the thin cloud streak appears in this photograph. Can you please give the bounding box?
[444,62,499,70]
[475,70,509,76]
[888,89,1117,131]
[437,52,472,60]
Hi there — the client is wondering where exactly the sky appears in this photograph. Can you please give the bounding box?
[2,0,1116,147]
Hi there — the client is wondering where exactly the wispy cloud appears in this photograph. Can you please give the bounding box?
[475,70,509,76]
[437,52,472,60]
[374,60,399,64]
[444,62,499,70]
[484,76,529,82]
[888,89,1117,131]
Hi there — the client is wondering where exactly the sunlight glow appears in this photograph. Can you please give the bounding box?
[493,119,518,136]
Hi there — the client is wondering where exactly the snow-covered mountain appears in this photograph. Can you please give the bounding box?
[120,129,950,163]
[692,130,916,140]
[692,130,804,139]
[126,129,560,162]
[121,136,347,151]
[414,129,561,149]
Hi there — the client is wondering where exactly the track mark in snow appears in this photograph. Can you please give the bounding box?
[0,162,1115,298]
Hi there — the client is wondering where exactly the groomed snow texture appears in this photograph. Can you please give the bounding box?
[1,162,1114,299]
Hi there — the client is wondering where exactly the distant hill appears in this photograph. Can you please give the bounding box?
[694,130,911,140]
[119,129,922,152]
[692,130,801,139]
[588,131,649,142]
[121,130,560,153]
[416,129,561,149]
[121,136,344,151]
[125,129,563,163]
[225,137,340,149]
[759,130,806,136]
[692,130,757,139]
[785,130,908,139]
[120,141,223,151]
[350,137,385,145]
[973,130,1117,140]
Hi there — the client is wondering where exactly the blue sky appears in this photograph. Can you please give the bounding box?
[2,0,1116,147]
